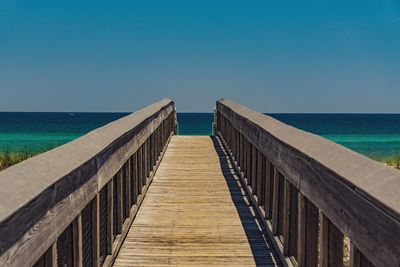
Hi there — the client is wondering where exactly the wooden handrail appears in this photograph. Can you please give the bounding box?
[215,98,400,267]
[0,99,177,267]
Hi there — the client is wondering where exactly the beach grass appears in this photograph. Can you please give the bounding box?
[1,148,399,172]
[0,149,37,171]
[373,155,400,169]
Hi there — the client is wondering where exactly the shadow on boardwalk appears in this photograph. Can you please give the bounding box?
[211,136,282,267]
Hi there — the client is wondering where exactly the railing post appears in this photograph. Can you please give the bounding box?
[297,195,319,267]
[283,180,291,255]
[251,145,257,196]
[320,214,344,267]
[245,140,250,182]
[257,151,263,206]
[116,171,123,234]
[264,161,273,219]
[272,167,280,235]
[125,160,131,215]
[72,214,83,267]
[93,194,100,267]
[138,146,143,195]
[107,181,113,255]
[350,243,374,267]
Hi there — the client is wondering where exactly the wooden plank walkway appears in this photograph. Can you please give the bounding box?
[113,136,282,266]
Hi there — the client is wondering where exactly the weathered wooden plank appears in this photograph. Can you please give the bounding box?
[257,151,264,207]
[93,195,100,267]
[106,181,113,255]
[104,132,174,267]
[126,160,131,213]
[114,136,282,266]
[320,213,344,267]
[283,180,291,255]
[272,166,280,235]
[351,243,375,267]
[251,145,257,196]
[56,223,74,267]
[116,171,123,234]
[297,195,318,267]
[264,161,273,219]
[0,99,176,266]
[72,214,83,267]
[288,185,298,260]
[217,99,400,267]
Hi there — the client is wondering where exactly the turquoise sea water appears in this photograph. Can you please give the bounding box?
[0,112,399,159]
[0,112,128,152]
[270,113,400,159]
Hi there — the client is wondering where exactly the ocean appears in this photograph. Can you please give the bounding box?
[0,112,399,159]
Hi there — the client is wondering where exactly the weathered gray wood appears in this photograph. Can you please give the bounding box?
[137,146,143,195]
[72,214,83,267]
[297,194,306,267]
[0,100,174,266]
[320,214,343,267]
[351,243,375,267]
[33,243,56,267]
[218,130,292,267]
[272,167,280,235]
[114,136,282,267]
[0,176,97,267]
[41,243,56,267]
[288,185,298,260]
[132,153,138,205]
[106,132,174,267]
[264,161,273,219]
[216,99,400,267]
[93,195,100,267]
[297,195,318,267]
[257,151,263,207]
[48,243,57,267]
[283,180,291,256]
[0,99,176,266]
[116,171,123,234]
[106,181,113,255]
[125,161,131,215]
[251,145,257,195]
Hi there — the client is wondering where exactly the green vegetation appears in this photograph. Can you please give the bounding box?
[0,147,399,172]
[373,155,400,169]
[0,149,36,171]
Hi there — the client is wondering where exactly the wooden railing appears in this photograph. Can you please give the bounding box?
[215,99,400,267]
[0,99,177,267]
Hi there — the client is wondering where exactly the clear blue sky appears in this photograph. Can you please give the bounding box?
[0,0,399,112]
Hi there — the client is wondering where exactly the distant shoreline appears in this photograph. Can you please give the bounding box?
[1,148,399,172]
[1,112,399,171]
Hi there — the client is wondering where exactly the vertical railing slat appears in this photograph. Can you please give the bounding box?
[256,151,263,207]
[266,161,274,219]
[297,195,319,267]
[72,214,83,267]
[320,214,344,267]
[116,171,123,234]
[93,194,100,267]
[350,243,375,267]
[283,180,291,255]
[272,167,280,235]
[107,180,113,255]
[126,160,131,215]
[251,145,257,197]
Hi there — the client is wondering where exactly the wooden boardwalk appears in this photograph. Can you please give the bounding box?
[113,136,282,266]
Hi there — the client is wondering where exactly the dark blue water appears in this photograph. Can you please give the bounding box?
[0,112,128,152]
[177,113,214,136]
[0,112,399,159]
[177,113,400,158]
[270,114,400,158]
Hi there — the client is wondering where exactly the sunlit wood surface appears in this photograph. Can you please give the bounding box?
[113,136,281,266]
